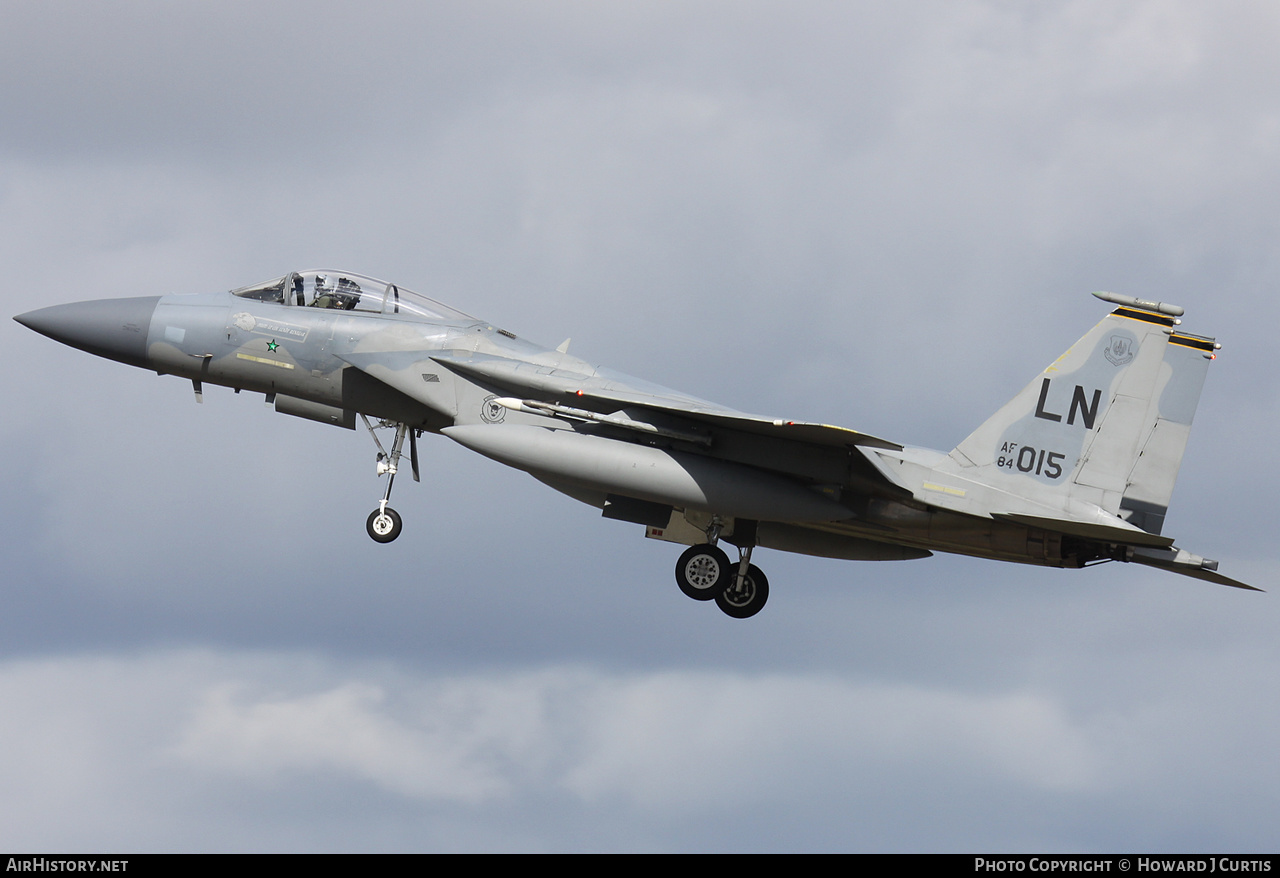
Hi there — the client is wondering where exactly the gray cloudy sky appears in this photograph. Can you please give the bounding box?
[2,1,1278,852]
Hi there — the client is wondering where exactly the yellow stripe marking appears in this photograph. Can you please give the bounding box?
[236,353,295,369]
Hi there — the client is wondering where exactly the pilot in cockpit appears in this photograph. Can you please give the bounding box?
[310,274,336,309]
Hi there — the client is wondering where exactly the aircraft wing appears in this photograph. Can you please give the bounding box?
[426,351,903,451]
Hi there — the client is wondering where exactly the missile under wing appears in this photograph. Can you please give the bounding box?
[14,272,1258,619]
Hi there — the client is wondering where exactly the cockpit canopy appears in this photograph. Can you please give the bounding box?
[231,270,475,322]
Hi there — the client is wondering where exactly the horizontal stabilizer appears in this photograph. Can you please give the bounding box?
[1144,565,1262,592]
[992,513,1175,548]
[996,512,1257,590]
[1127,546,1262,592]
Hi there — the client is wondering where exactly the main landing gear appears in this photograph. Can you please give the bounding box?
[717,561,769,619]
[673,520,770,619]
[362,416,420,543]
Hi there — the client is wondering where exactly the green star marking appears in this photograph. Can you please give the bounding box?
[266,340,279,352]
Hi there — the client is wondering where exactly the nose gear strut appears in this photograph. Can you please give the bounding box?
[361,415,420,543]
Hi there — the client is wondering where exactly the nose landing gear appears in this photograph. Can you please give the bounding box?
[361,415,419,543]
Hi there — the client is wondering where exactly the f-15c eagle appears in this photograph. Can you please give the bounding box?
[16,273,1257,618]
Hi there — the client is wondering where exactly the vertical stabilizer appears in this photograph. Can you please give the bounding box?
[947,295,1217,531]
[1114,330,1216,532]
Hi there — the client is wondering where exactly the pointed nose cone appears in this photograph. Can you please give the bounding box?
[15,296,160,368]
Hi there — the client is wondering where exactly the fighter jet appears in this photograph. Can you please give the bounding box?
[14,270,1257,618]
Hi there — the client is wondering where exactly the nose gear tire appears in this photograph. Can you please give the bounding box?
[366,507,403,543]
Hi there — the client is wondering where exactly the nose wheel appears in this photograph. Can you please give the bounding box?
[366,506,403,543]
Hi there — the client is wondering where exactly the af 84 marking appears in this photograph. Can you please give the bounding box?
[997,442,1068,479]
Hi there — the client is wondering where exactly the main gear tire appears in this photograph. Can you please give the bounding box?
[675,544,731,601]
[716,564,769,618]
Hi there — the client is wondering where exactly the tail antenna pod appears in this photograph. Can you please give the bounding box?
[1092,291,1185,317]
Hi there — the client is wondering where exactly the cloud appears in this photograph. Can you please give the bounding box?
[3,648,1273,851]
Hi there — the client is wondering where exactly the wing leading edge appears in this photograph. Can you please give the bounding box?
[339,348,901,451]
[428,351,903,450]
